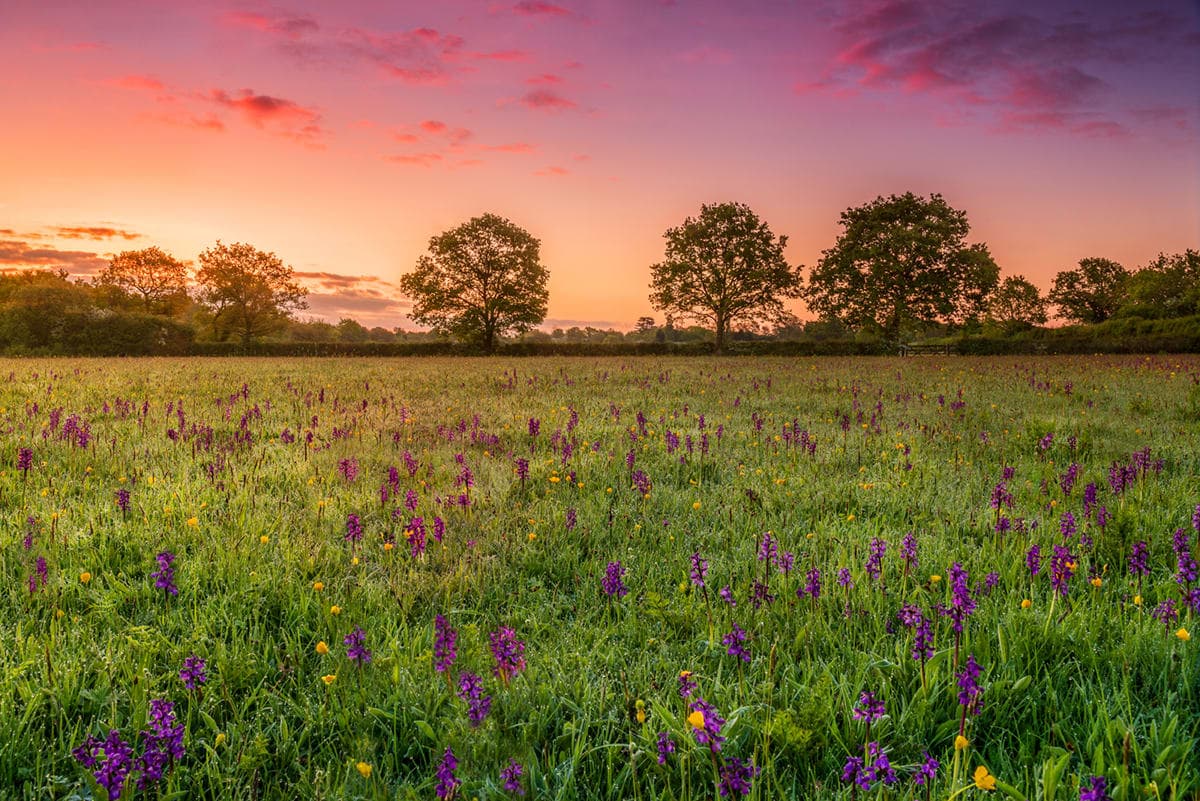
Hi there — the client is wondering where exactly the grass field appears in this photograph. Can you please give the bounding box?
[2,356,1198,801]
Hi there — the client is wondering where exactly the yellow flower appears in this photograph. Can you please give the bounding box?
[1021,599,1031,609]
[1176,628,1190,642]
[1133,595,1143,606]
[215,733,226,747]
[383,542,394,551]
[321,674,336,685]
[316,641,329,655]
[313,581,325,591]
[846,514,856,522]
[635,699,646,724]
[973,765,996,791]
[955,735,970,751]
[1090,577,1102,587]
[351,557,360,566]
[260,535,270,544]
[80,572,92,584]
[528,532,537,541]
[186,517,199,527]
[931,575,942,584]
[687,710,706,729]
[692,502,701,510]
[356,761,372,779]
[330,605,342,615]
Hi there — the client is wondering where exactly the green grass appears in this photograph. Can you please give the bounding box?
[1,355,1198,800]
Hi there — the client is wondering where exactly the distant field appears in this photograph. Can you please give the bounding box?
[3,356,1198,800]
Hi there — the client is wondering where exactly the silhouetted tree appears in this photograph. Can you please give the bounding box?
[649,201,801,352]
[1048,257,1129,324]
[987,275,1048,333]
[399,213,549,352]
[1118,250,1200,319]
[95,247,189,315]
[195,241,308,343]
[805,192,999,338]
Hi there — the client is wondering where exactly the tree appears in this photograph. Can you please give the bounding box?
[1048,257,1129,324]
[399,213,549,352]
[195,242,307,343]
[96,247,189,315]
[634,316,657,333]
[648,201,801,352]
[986,275,1048,334]
[805,192,1000,338]
[336,318,370,342]
[1118,250,1200,319]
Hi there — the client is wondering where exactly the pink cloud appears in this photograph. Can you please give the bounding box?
[208,88,325,145]
[526,73,563,85]
[486,142,537,153]
[221,10,319,40]
[385,153,445,167]
[535,165,568,176]
[520,90,577,110]
[420,120,447,133]
[512,2,572,17]
[797,1,1195,138]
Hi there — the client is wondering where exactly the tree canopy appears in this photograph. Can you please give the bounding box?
[1117,250,1200,319]
[648,201,801,352]
[399,213,549,352]
[804,192,999,338]
[95,247,189,315]
[195,242,307,344]
[987,275,1048,334]
[1048,257,1129,324]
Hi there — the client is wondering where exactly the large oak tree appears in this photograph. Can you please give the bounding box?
[805,192,999,338]
[648,201,801,352]
[195,242,307,343]
[96,246,189,315]
[1048,257,1129,324]
[399,213,549,352]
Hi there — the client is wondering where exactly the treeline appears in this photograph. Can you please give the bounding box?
[1,193,1197,355]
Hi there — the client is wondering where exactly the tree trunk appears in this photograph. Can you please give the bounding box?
[714,315,726,354]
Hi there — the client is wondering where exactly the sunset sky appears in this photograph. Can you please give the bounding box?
[1,0,1198,329]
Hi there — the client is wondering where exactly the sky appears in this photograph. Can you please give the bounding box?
[1,0,1198,330]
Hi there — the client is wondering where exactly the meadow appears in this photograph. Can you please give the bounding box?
[2,355,1198,801]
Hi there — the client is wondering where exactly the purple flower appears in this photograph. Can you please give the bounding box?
[718,757,758,797]
[678,670,697,699]
[435,747,461,800]
[565,507,577,531]
[900,532,918,572]
[777,551,795,575]
[456,672,492,727]
[750,580,775,609]
[35,555,48,588]
[1151,599,1178,630]
[688,697,725,752]
[722,623,750,663]
[17,447,33,476]
[138,698,184,789]
[1174,528,1197,585]
[1060,511,1077,539]
[1080,776,1112,801]
[151,551,178,597]
[338,457,358,482]
[179,655,207,690]
[801,568,821,600]
[837,568,853,588]
[1026,544,1042,577]
[990,481,1013,510]
[719,585,735,605]
[631,469,652,496]
[757,532,777,566]
[868,741,898,786]
[852,691,886,722]
[345,626,372,664]
[345,513,363,544]
[527,417,540,437]
[690,552,708,588]
[434,614,457,673]
[1050,545,1075,597]
[865,537,887,583]
[489,627,526,683]
[956,654,983,714]
[843,755,870,790]
[74,729,134,800]
[602,561,629,598]
[655,732,676,765]
[115,488,131,515]
[501,757,525,795]
[913,752,939,786]
[515,457,530,484]
[1129,541,1150,578]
